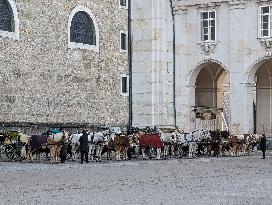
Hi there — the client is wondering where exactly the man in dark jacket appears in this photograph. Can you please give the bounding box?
[79,130,89,163]
[260,134,267,159]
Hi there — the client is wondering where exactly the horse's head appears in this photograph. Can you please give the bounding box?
[61,131,69,143]
[202,130,211,140]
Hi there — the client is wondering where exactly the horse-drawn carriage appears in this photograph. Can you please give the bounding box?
[0,126,261,163]
[0,131,28,161]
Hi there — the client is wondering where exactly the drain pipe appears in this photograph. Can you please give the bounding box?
[170,0,177,127]
[128,0,133,127]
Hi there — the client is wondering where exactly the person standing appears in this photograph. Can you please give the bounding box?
[79,130,89,163]
[260,134,267,159]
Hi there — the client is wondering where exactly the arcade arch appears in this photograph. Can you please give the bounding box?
[247,58,272,135]
[188,61,230,131]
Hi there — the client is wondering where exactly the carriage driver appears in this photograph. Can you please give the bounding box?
[79,130,89,164]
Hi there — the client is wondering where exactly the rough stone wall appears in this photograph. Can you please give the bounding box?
[0,0,129,129]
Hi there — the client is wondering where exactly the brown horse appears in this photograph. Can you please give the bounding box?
[114,133,130,161]
[228,135,241,156]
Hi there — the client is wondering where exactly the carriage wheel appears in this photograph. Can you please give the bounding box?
[0,145,15,161]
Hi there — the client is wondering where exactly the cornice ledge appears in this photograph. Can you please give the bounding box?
[256,0,272,5]
[228,0,246,9]
[195,2,222,9]
[173,2,188,15]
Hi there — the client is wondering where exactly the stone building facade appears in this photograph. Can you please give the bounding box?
[0,0,129,131]
[132,0,272,135]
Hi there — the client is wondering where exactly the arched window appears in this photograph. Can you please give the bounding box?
[68,6,99,51]
[0,0,19,40]
[0,0,14,32]
[70,11,96,45]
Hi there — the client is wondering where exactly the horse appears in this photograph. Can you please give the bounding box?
[176,133,195,158]
[228,135,242,156]
[21,131,68,163]
[160,131,176,159]
[207,130,221,157]
[68,131,108,162]
[47,131,69,163]
[114,133,130,161]
[21,134,49,162]
[101,133,115,160]
[89,132,107,162]
[138,132,163,159]
[68,133,84,161]
[176,130,210,158]
[127,134,140,159]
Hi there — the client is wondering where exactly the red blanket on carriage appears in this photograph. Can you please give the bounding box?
[139,134,163,148]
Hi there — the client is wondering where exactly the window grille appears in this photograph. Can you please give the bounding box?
[70,11,96,45]
[201,11,216,41]
[120,32,127,51]
[260,6,271,38]
[120,0,127,7]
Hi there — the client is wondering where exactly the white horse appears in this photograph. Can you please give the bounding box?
[89,132,107,162]
[176,133,195,158]
[47,131,69,163]
[160,132,177,159]
[69,131,107,162]
[68,133,84,161]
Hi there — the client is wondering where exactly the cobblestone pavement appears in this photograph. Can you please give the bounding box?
[0,151,271,205]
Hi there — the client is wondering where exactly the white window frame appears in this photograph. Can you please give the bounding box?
[120,30,128,52]
[259,5,272,38]
[120,74,129,96]
[119,0,128,9]
[0,0,19,40]
[201,10,216,42]
[68,5,99,52]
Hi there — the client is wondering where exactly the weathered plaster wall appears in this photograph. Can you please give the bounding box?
[0,0,129,128]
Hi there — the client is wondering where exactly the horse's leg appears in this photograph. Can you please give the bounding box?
[177,146,181,158]
[107,148,110,160]
[96,146,99,162]
[49,147,53,163]
[171,145,175,158]
[192,144,196,158]
[164,145,168,159]
[156,148,161,159]
[219,144,223,156]
[108,148,112,160]
[135,146,139,157]
[37,151,41,162]
[115,147,119,161]
[125,147,128,160]
[189,143,193,159]
[234,145,237,157]
[90,147,94,162]
[141,148,146,159]
[57,147,61,163]
[55,148,58,163]
[118,147,121,161]
[98,145,102,162]
[207,144,211,157]
[28,151,33,162]
[72,146,76,161]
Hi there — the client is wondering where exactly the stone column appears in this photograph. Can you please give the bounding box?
[228,1,247,134]
[172,4,191,130]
